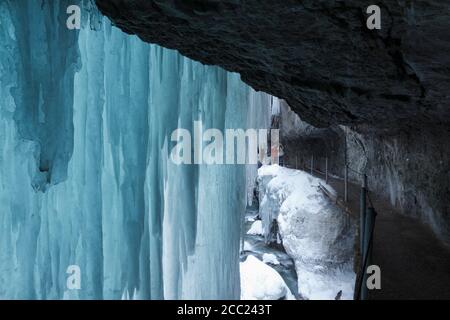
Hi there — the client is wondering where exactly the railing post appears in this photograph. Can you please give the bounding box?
[360,174,367,255]
[361,206,376,300]
[344,164,348,202]
[240,208,245,253]
[344,141,348,202]
[325,157,329,184]
[295,155,298,170]
[310,155,314,175]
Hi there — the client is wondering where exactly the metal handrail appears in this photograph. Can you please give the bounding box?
[354,206,377,300]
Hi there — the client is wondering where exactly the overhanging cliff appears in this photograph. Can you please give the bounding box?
[95,0,450,130]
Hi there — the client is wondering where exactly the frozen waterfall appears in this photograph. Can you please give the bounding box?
[0,1,271,299]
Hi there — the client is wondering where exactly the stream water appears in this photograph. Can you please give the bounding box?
[240,207,301,299]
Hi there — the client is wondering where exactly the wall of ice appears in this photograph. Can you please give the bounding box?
[0,1,271,299]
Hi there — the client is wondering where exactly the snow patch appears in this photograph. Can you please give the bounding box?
[262,253,280,266]
[240,255,294,300]
[243,241,253,252]
[247,220,264,236]
[246,216,256,222]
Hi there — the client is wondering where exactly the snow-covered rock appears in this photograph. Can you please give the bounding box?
[257,165,356,300]
[262,253,280,266]
[240,255,294,300]
[247,220,264,236]
[242,241,254,252]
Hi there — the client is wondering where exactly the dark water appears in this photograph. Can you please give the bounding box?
[240,208,301,299]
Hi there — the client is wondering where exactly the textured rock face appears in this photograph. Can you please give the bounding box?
[280,104,450,244]
[96,0,450,130]
[279,101,346,176]
[346,126,450,243]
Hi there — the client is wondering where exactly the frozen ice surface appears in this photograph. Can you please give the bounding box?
[0,1,272,299]
[240,255,294,300]
[257,165,356,300]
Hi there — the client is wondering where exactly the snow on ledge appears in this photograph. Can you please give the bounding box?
[240,255,295,300]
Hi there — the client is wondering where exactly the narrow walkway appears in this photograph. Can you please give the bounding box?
[312,170,450,299]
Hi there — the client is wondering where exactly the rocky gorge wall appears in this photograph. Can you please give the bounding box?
[347,125,450,243]
[280,104,450,244]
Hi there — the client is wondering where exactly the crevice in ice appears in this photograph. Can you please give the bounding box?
[4,0,80,190]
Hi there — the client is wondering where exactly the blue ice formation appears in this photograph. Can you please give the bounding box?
[0,1,271,299]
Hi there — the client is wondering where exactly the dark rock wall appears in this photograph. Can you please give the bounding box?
[280,104,450,243]
[348,125,450,243]
[280,101,346,176]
